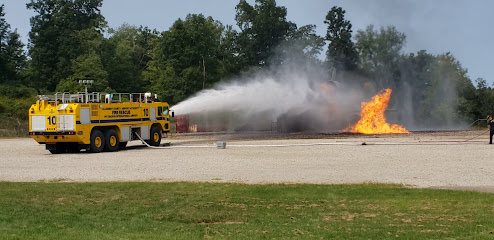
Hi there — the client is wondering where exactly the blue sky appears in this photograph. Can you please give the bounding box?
[3,0,493,84]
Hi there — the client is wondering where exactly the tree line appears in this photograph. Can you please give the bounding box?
[0,0,491,131]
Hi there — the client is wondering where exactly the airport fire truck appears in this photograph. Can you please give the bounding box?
[29,91,172,154]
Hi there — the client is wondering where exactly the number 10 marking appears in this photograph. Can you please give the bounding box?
[47,116,57,125]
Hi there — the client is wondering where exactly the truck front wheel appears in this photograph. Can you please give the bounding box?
[90,130,105,153]
[148,126,161,146]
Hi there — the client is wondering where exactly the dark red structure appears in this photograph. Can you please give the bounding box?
[175,115,190,133]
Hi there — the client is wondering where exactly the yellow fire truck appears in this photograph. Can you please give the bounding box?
[29,92,173,154]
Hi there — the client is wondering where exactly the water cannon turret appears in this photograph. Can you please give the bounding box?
[144,92,152,103]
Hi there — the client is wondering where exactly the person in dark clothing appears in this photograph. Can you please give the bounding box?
[488,116,494,144]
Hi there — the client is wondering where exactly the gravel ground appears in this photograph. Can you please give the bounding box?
[1,131,494,191]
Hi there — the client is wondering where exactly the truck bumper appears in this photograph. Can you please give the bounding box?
[30,133,86,144]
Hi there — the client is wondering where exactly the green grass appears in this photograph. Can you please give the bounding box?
[0,182,493,239]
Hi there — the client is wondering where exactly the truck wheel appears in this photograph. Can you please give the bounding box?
[149,126,161,146]
[104,129,119,152]
[90,129,105,153]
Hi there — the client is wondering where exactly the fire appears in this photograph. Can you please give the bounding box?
[346,88,409,134]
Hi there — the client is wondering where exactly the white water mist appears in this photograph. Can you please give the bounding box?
[171,63,364,132]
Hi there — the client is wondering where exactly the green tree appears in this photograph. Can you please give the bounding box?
[274,24,325,66]
[355,25,406,89]
[396,50,435,126]
[56,53,109,92]
[56,28,109,93]
[218,25,241,77]
[0,4,6,43]
[324,6,358,72]
[27,0,106,92]
[0,4,26,84]
[143,14,228,104]
[472,78,494,120]
[291,25,325,60]
[101,24,159,92]
[419,53,476,125]
[235,0,296,68]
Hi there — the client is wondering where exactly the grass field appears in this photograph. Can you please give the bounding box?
[0,182,493,239]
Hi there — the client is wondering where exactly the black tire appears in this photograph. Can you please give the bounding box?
[104,129,119,152]
[149,126,162,146]
[90,129,105,153]
[119,142,128,149]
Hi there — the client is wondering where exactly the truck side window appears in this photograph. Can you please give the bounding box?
[163,107,169,116]
[158,107,162,116]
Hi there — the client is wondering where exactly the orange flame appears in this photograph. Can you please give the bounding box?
[346,89,409,134]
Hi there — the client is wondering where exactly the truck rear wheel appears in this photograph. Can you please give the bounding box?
[104,129,119,152]
[90,129,105,153]
[148,126,161,146]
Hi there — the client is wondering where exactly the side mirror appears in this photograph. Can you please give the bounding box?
[171,111,174,118]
